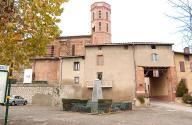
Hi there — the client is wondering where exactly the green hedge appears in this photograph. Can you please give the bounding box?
[137,96,145,104]
[98,99,112,104]
[182,94,192,104]
[111,102,132,111]
[176,80,188,97]
[62,99,88,111]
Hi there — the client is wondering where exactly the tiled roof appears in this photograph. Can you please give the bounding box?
[85,42,174,47]
[57,35,91,40]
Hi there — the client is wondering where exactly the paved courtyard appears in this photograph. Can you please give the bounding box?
[0,102,192,125]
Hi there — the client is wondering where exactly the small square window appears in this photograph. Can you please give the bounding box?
[97,72,103,80]
[74,62,80,71]
[74,77,79,84]
[179,61,185,72]
[98,47,102,50]
[151,53,158,62]
[151,45,156,49]
[184,55,190,61]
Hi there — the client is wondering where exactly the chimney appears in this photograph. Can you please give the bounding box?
[184,47,190,55]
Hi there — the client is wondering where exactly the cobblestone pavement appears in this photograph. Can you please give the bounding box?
[0,102,192,125]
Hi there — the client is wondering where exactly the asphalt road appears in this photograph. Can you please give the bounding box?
[0,102,192,125]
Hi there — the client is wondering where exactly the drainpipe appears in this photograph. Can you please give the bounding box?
[60,58,63,84]
[132,44,137,98]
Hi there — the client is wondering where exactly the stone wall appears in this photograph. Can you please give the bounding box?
[11,84,82,106]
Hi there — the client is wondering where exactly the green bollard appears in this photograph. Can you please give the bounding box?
[4,79,15,125]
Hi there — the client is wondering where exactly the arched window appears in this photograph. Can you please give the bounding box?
[151,53,158,62]
[99,11,101,18]
[93,12,95,20]
[106,23,109,32]
[106,12,108,19]
[99,22,102,31]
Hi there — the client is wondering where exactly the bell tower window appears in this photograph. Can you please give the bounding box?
[106,23,109,32]
[93,12,95,20]
[99,22,102,31]
[106,12,108,19]
[99,11,101,19]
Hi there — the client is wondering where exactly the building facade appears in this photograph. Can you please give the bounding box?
[15,1,182,102]
[174,47,192,93]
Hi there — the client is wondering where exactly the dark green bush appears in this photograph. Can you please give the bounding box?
[98,99,112,113]
[176,80,188,97]
[62,99,88,111]
[182,94,192,104]
[137,96,145,104]
[98,99,112,104]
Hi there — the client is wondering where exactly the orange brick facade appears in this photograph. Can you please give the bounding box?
[135,66,177,101]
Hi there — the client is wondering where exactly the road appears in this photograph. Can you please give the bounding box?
[0,102,192,125]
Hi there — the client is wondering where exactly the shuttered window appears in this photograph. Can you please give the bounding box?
[46,45,54,57]
[97,55,104,66]
[179,61,185,72]
[190,62,192,72]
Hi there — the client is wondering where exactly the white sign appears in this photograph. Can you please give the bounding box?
[0,65,9,71]
[23,69,33,84]
[153,69,159,77]
[0,72,8,103]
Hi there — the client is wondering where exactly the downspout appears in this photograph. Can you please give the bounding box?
[132,44,137,98]
[60,58,63,84]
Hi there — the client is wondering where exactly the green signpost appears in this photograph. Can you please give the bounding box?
[0,65,11,125]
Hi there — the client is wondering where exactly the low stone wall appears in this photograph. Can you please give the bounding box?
[11,84,82,106]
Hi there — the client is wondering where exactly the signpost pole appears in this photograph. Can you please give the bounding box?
[4,78,11,125]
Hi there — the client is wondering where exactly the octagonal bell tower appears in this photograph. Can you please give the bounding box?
[91,2,111,44]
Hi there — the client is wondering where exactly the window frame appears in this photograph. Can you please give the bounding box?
[97,55,104,66]
[106,12,109,19]
[99,10,101,18]
[99,22,102,31]
[73,62,80,71]
[74,76,79,84]
[179,61,185,72]
[97,72,103,80]
[151,45,156,49]
[151,53,158,62]
[93,12,95,20]
[106,23,109,32]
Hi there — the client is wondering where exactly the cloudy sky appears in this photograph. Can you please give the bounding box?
[58,0,186,51]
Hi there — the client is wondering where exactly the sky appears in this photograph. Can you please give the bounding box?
[58,0,186,51]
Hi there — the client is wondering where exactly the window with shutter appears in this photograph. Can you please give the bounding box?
[46,45,54,57]
[190,62,192,72]
[179,61,185,72]
[72,45,75,56]
[97,55,104,66]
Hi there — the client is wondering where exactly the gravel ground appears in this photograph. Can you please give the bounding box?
[0,102,192,125]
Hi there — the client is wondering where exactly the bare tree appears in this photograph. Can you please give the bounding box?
[168,0,192,45]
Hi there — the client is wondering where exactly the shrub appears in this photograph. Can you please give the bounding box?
[176,80,188,97]
[137,96,145,104]
[98,99,112,113]
[182,94,192,104]
[62,99,88,111]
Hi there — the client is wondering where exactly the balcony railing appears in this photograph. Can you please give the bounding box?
[86,80,113,88]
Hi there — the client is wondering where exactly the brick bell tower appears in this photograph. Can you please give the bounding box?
[91,2,111,44]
